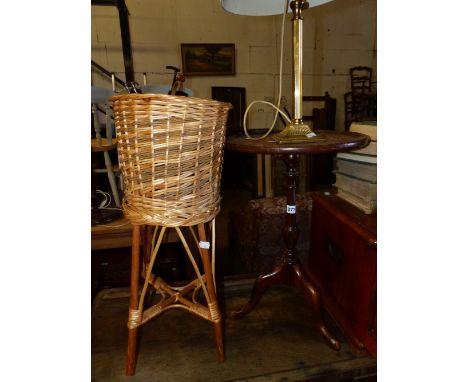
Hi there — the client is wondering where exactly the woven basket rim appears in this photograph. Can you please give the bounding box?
[110,92,230,227]
[110,93,232,109]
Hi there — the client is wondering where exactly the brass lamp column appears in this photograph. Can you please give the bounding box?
[273,0,323,143]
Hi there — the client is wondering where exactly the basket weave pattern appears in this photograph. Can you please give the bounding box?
[110,94,230,227]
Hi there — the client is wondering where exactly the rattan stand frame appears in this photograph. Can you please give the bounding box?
[110,93,231,376]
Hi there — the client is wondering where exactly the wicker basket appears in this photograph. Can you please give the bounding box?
[110,93,231,227]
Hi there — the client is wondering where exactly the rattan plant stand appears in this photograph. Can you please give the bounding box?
[110,93,231,376]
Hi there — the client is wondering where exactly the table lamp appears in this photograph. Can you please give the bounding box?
[220,0,334,143]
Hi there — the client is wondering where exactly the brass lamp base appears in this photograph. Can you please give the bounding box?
[272,122,326,144]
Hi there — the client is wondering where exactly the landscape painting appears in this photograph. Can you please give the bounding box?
[181,44,235,76]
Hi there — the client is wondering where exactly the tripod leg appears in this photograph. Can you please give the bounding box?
[292,263,340,351]
[231,262,288,319]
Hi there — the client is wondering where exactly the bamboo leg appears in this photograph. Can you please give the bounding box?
[142,225,159,305]
[126,225,141,376]
[197,222,224,362]
[143,225,154,266]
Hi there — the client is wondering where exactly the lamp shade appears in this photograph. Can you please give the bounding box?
[220,0,334,16]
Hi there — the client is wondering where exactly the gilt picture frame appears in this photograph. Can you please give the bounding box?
[181,43,236,76]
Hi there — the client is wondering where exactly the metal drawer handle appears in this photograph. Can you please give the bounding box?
[327,238,344,264]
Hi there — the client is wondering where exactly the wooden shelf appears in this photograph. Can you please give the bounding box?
[92,216,133,251]
[92,216,179,251]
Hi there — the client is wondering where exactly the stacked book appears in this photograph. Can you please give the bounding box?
[334,121,377,214]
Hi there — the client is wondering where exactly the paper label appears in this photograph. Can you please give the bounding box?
[286,205,296,214]
[199,241,210,249]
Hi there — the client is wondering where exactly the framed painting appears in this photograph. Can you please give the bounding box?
[181,43,235,76]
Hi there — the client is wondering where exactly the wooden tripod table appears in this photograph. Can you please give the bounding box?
[226,130,369,351]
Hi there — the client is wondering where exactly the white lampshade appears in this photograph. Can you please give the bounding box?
[220,0,334,16]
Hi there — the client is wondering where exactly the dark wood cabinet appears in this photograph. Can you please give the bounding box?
[307,190,377,356]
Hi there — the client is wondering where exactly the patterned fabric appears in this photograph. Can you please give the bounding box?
[229,193,314,274]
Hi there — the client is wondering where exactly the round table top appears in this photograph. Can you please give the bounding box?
[226,130,370,155]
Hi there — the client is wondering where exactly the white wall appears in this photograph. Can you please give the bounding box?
[91,0,376,130]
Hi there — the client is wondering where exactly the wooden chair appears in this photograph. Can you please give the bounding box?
[91,86,121,207]
[345,67,377,129]
[350,66,373,95]
[211,87,250,191]
[110,93,231,376]
[344,91,354,131]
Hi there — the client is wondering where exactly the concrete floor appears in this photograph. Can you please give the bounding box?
[92,280,376,382]
[92,187,376,381]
